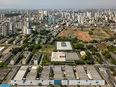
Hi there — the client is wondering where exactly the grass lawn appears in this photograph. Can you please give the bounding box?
[39,44,55,53]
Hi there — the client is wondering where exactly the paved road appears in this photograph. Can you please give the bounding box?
[3,66,20,84]
[109,52,116,60]
[106,70,116,87]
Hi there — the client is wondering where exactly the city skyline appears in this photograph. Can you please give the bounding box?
[0,0,116,9]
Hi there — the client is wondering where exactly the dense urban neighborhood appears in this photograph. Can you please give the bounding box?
[0,9,116,87]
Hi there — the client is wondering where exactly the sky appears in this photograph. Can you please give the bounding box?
[0,0,116,9]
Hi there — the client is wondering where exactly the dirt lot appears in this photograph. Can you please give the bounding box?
[57,27,115,41]
[77,31,92,42]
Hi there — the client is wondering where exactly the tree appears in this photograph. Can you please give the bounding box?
[82,55,87,60]
[77,84,80,87]
[34,44,41,49]
[86,60,94,64]
[10,47,22,54]
[105,53,111,58]
[0,62,4,67]
[86,45,93,49]
[49,73,54,77]
[59,83,63,87]
[49,84,54,87]
[110,67,115,72]
[112,71,116,76]
[38,83,42,86]
[89,31,93,35]
[73,43,84,50]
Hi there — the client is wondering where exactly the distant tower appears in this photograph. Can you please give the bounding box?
[2,23,9,36]
[10,22,16,35]
[19,20,23,29]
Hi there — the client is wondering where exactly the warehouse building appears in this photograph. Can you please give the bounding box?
[20,38,26,45]
[26,66,37,80]
[40,66,51,80]
[10,52,21,65]
[35,38,40,44]
[13,38,21,45]
[0,38,7,44]
[56,41,73,51]
[53,66,64,80]
[0,47,5,56]
[5,37,14,44]
[0,52,13,64]
[14,66,29,80]
[33,52,42,65]
[65,66,75,80]
[11,65,105,86]
[22,51,31,65]
[51,52,81,62]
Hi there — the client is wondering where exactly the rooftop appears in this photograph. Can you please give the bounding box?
[87,66,102,80]
[56,41,73,51]
[26,66,37,80]
[40,66,50,80]
[14,66,28,80]
[76,66,89,80]
[65,66,75,80]
[54,66,64,80]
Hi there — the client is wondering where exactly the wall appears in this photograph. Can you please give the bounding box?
[11,80,105,86]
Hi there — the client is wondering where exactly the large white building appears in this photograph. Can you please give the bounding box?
[51,52,81,62]
[56,41,73,51]
[11,65,105,86]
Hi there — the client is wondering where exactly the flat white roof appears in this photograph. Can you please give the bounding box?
[0,47,5,51]
[56,41,73,50]
[14,66,28,80]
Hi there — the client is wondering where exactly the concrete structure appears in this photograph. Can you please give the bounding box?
[0,38,7,44]
[40,66,50,80]
[2,23,9,36]
[35,38,40,44]
[5,37,14,44]
[13,38,21,44]
[33,52,42,65]
[11,65,105,86]
[26,66,37,80]
[65,66,75,80]
[28,38,34,43]
[22,51,31,65]
[54,66,64,80]
[51,52,81,62]
[76,66,89,80]
[0,47,5,56]
[14,66,29,80]
[80,51,86,56]
[20,39,26,45]
[10,52,21,65]
[56,41,73,51]
[0,52,13,64]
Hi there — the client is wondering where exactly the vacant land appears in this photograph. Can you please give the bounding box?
[57,27,115,41]
[39,44,55,53]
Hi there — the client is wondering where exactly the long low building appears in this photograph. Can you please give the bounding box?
[0,38,7,44]
[5,37,14,44]
[13,38,21,45]
[40,66,50,80]
[11,66,105,86]
[10,52,21,65]
[33,52,42,65]
[22,51,31,65]
[0,52,13,64]
[51,52,81,62]
[26,66,37,80]
[14,66,29,80]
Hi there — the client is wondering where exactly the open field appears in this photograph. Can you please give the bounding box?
[39,44,55,53]
[57,27,115,41]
